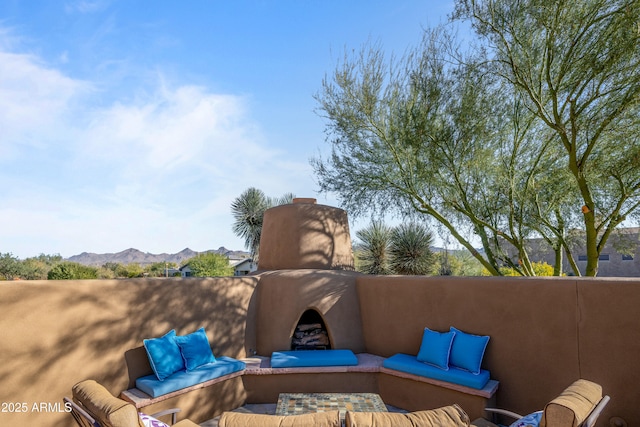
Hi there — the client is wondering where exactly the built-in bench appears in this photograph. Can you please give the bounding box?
[121,369,245,408]
[243,352,497,412]
[122,352,498,413]
[243,352,385,375]
[121,356,245,408]
[270,349,358,368]
[382,353,493,392]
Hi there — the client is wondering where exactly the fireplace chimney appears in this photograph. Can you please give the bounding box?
[257,198,354,271]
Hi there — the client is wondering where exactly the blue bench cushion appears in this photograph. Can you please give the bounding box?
[383,353,490,390]
[271,349,358,368]
[136,356,245,398]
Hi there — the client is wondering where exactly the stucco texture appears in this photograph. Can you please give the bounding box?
[254,269,365,355]
[258,201,354,271]
[0,277,258,426]
[1,273,639,426]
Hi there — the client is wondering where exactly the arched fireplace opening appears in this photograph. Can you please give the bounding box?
[291,309,332,350]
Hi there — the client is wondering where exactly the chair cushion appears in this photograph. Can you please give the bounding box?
[383,353,491,390]
[139,412,170,427]
[136,356,245,398]
[508,411,542,427]
[72,379,144,427]
[218,410,341,427]
[540,379,602,427]
[271,349,358,368]
[416,328,456,370]
[449,327,490,375]
[345,405,470,427]
[143,329,185,381]
[174,327,216,371]
[174,421,200,427]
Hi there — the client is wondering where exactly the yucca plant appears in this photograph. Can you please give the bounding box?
[389,222,435,275]
[355,221,393,275]
[231,188,295,261]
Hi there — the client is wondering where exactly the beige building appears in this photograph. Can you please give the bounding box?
[505,227,640,276]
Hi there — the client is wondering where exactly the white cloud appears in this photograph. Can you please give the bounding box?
[0,35,316,259]
[64,0,110,14]
[0,51,91,157]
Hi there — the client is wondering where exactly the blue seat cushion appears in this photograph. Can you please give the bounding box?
[383,353,490,390]
[136,356,245,398]
[271,349,358,368]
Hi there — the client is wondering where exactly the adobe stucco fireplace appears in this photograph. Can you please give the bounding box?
[253,198,365,356]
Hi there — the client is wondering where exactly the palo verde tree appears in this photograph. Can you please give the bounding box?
[313,1,640,276]
[313,29,533,276]
[454,0,640,276]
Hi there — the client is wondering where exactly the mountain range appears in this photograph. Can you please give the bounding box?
[66,247,250,266]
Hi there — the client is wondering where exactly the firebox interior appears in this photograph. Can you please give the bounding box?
[291,309,332,350]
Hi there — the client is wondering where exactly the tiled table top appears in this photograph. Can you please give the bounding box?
[275,392,388,417]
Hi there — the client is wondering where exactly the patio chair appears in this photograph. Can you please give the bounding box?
[64,379,199,427]
[471,379,610,427]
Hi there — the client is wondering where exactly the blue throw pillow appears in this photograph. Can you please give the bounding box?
[416,328,456,370]
[509,411,542,427]
[449,326,490,375]
[174,327,216,371]
[143,329,185,381]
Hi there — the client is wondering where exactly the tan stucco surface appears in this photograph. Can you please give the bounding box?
[0,277,258,426]
[254,269,365,355]
[258,201,354,271]
[1,273,639,426]
[356,276,582,415]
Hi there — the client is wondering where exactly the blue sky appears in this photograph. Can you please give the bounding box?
[0,1,455,259]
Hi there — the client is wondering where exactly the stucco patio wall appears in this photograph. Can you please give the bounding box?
[1,274,639,426]
[0,277,259,427]
[356,275,639,427]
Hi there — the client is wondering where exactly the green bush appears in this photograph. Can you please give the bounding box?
[47,262,98,280]
[481,261,556,277]
[183,252,233,277]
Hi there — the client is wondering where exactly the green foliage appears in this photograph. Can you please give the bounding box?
[313,1,640,276]
[231,188,295,260]
[454,0,640,276]
[97,267,116,279]
[389,223,435,275]
[355,221,393,274]
[0,253,22,280]
[184,252,233,277]
[145,262,178,277]
[19,258,50,280]
[116,263,144,278]
[434,251,484,276]
[481,261,556,277]
[47,262,99,280]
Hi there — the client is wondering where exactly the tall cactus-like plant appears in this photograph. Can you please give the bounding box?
[231,188,295,261]
[389,222,435,275]
[355,221,393,275]
[355,221,435,275]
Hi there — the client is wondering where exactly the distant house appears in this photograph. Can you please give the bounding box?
[230,258,257,276]
[179,264,193,277]
[179,257,257,277]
